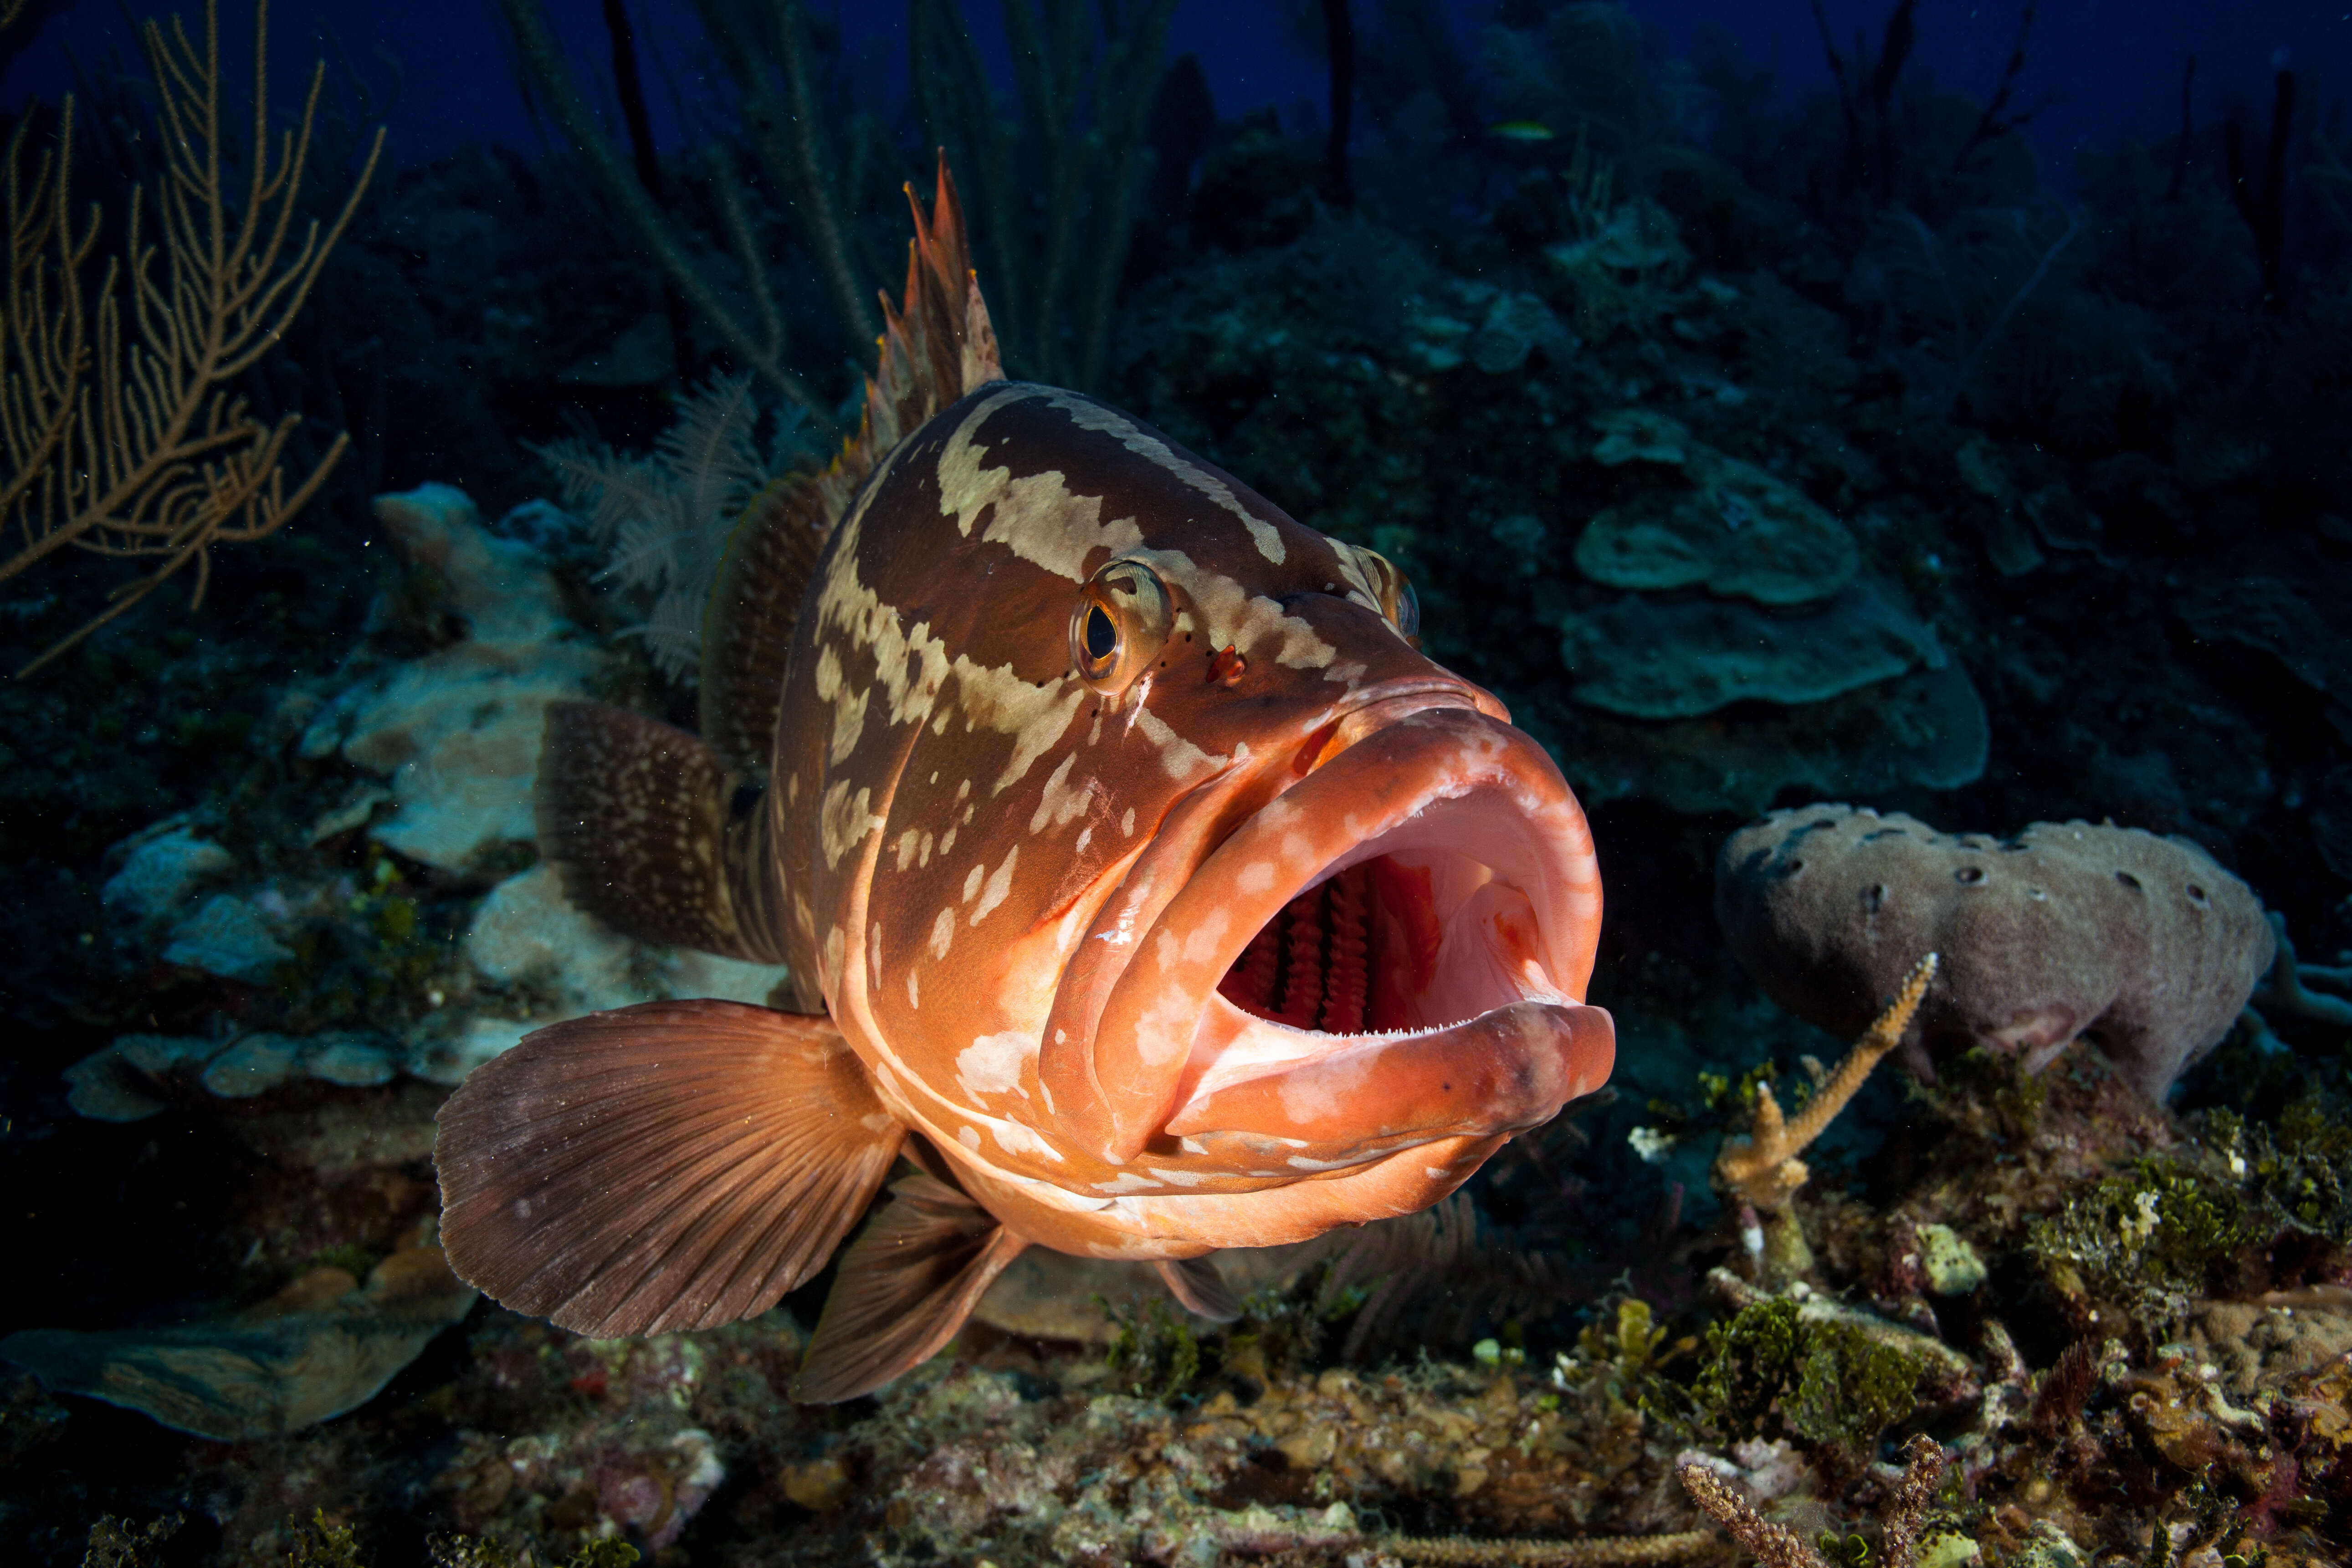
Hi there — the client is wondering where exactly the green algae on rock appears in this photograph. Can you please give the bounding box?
[1675,1289,1967,1457]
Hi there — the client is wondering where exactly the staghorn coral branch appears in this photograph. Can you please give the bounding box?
[1879,1434,1950,1566]
[1677,1435,1951,1568]
[1788,951,1937,1149]
[1715,953,1938,1214]
[1384,1532,1717,1566]
[1676,1460,1827,1568]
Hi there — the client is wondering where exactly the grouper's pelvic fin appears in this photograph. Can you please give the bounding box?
[436,1001,903,1337]
[536,701,790,965]
[790,1173,1027,1404]
[1155,1255,1243,1323]
[697,154,1003,779]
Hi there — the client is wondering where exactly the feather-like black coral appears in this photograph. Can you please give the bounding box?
[533,374,802,684]
[1317,1192,1578,1361]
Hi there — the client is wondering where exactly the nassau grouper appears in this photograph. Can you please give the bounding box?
[435,165,1614,1403]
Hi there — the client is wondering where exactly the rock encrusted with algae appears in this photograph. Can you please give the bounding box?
[0,1243,475,1442]
[835,1356,1703,1562]
[298,483,603,876]
[1676,1274,1978,1458]
[1716,804,2274,1101]
[2025,1102,2352,1342]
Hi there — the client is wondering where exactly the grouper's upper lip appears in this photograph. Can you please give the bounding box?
[1034,677,1505,1148]
[1078,678,1501,979]
[1046,687,1604,1163]
[1124,702,1599,1028]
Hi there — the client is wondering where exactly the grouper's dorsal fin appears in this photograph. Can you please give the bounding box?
[697,154,1003,778]
[869,155,1004,444]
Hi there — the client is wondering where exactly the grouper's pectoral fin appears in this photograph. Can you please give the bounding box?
[1155,1255,1242,1323]
[791,1175,1027,1404]
[435,1001,902,1337]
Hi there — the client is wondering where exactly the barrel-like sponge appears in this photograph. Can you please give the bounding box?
[1715,804,2274,1102]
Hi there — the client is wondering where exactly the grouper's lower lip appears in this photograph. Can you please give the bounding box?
[1090,704,1611,1162]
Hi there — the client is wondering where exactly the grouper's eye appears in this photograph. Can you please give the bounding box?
[1387,570,1421,645]
[1358,547,1422,649]
[1071,558,1173,698]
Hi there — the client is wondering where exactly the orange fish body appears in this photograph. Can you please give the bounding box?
[436,168,1613,1401]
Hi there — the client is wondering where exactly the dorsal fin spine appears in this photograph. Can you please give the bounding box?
[697,155,1003,779]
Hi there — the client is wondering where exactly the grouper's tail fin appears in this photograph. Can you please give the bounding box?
[536,701,790,965]
[698,154,1003,777]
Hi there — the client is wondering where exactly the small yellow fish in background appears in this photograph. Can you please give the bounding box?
[435,163,1614,1403]
[1487,119,1557,142]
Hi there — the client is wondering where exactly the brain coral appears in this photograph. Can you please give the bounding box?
[1715,804,2275,1102]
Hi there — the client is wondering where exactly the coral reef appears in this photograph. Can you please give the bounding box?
[30,473,789,1184]
[5,0,2352,1559]
[1571,425,1860,608]
[300,484,602,876]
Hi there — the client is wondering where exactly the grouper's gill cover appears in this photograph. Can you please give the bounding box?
[434,163,1614,1406]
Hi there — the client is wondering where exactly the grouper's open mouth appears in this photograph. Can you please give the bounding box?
[1074,695,1614,1166]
